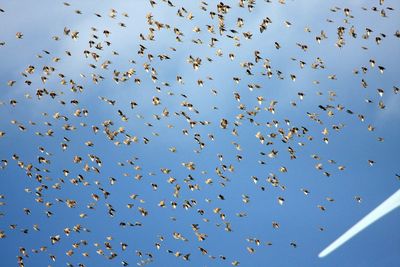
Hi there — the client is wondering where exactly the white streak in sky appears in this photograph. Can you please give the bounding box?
[319,189,400,258]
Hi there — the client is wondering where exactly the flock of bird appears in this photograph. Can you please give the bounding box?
[0,0,399,266]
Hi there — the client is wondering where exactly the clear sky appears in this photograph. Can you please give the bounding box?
[0,0,399,266]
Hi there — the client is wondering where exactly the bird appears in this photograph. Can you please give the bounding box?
[0,1,397,266]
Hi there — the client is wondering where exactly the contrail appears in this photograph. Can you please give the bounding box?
[319,189,400,258]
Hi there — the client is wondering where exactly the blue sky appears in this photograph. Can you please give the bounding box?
[0,0,399,266]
